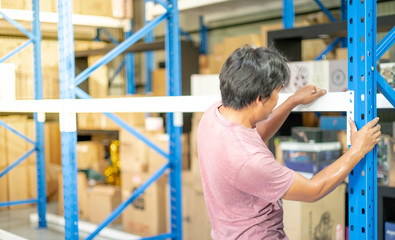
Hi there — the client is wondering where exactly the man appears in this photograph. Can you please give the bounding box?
[197,46,381,239]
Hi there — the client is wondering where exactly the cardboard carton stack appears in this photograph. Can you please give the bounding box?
[0,116,62,210]
[119,124,190,236]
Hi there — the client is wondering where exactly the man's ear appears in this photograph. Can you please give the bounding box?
[256,95,268,105]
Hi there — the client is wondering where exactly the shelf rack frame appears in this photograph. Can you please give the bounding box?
[57,0,183,239]
[0,0,46,228]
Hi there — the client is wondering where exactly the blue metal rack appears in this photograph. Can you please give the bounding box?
[57,0,182,239]
[0,0,46,228]
[281,0,395,239]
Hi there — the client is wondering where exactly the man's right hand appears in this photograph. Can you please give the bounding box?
[349,117,381,157]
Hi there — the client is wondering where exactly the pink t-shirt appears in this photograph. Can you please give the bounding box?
[197,102,295,240]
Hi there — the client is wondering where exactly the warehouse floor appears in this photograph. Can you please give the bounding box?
[0,201,129,240]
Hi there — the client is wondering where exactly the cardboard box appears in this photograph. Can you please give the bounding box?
[377,135,395,186]
[147,133,190,172]
[182,173,211,240]
[77,141,106,173]
[58,172,90,219]
[0,0,26,9]
[152,69,166,96]
[222,34,262,58]
[25,0,55,12]
[111,0,133,18]
[0,167,8,210]
[3,116,29,209]
[121,171,167,236]
[77,112,145,130]
[119,128,152,172]
[282,61,314,93]
[302,39,336,61]
[88,55,108,98]
[283,184,346,240]
[89,185,122,224]
[379,63,395,88]
[81,0,113,17]
[44,122,62,165]
[190,112,204,160]
[0,125,7,168]
[335,48,348,60]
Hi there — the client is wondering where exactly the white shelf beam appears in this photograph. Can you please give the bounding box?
[0,93,392,113]
[0,9,129,29]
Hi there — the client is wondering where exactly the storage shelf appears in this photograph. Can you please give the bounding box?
[0,9,129,29]
[0,92,392,113]
[150,0,339,22]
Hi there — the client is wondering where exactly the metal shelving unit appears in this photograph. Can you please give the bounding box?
[57,0,183,238]
[0,0,46,229]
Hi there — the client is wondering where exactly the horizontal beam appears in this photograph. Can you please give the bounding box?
[0,9,129,29]
[0,93,393,113]
[0,198,37,207]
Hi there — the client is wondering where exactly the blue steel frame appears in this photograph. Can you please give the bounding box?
[57,0,183,239]
[125,19,136,94]
[144,0,155,94]
[347,0,377,238]
[0,0,46,228]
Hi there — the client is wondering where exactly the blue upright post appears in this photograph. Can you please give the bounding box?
[340,0,348,48]
[57,0,79,239]
[347,0,377,239]
[166,0,183,239]
[283,0,294,29]
[125,20,136,94]
[31,0,46,228]
[199,16,208,55]
[145,0,154,94]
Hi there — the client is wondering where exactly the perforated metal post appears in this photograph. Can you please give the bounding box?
[165,0,183,239]
[347,0,377,239]
[145,0,154,94]
[283,0,294,29]
[32,0,47,228]
[57,0,79,239]
[125,19,136,94]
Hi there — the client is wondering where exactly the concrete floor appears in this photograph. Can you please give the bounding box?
[0,201,132,240]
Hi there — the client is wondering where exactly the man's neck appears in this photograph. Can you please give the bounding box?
[218,105,256,128]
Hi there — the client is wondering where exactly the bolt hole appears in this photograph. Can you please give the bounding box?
[350,37,353,44]
[361,55,364,61]
[361,75,364,81]
[362,208,365,214]
[350,56,353,62]
[351,206,354,212]
[351,225,354,231]
[351,188,354,194]
[362,170,365,176]
[361,17,364,23]
[351,170,354,175]
[361,113,365,120]
[350,76,353,82]
[362,189,365,195]
[362,227,365,233]
[350,18,353,24]
[361,36,364,42]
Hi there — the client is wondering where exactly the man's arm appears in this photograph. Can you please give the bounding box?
[256,85,326,142]
[282,118,381,202]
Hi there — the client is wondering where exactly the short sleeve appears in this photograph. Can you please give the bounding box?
[235,152,295,203]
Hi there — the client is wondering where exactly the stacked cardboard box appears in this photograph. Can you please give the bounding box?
[283,184,346,240]
[89,185,122,224]
[76,141,107,173]
[0,116,62,210]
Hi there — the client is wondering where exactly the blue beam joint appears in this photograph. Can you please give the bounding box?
[376,26,395,60]
[312,0,337,22]
[282,0,294,29]
[0,148,36,179]
[74,12,169,88]
[180,28,193,42]
[0,198,38,208]
[314,37,342,60]
[74,87,170,159]
[0,39,33,63]
[199,16,208,55]
[32,0,47,229]
[85,162,171,240]
[0,11,35,39]
[125,20,136,95]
